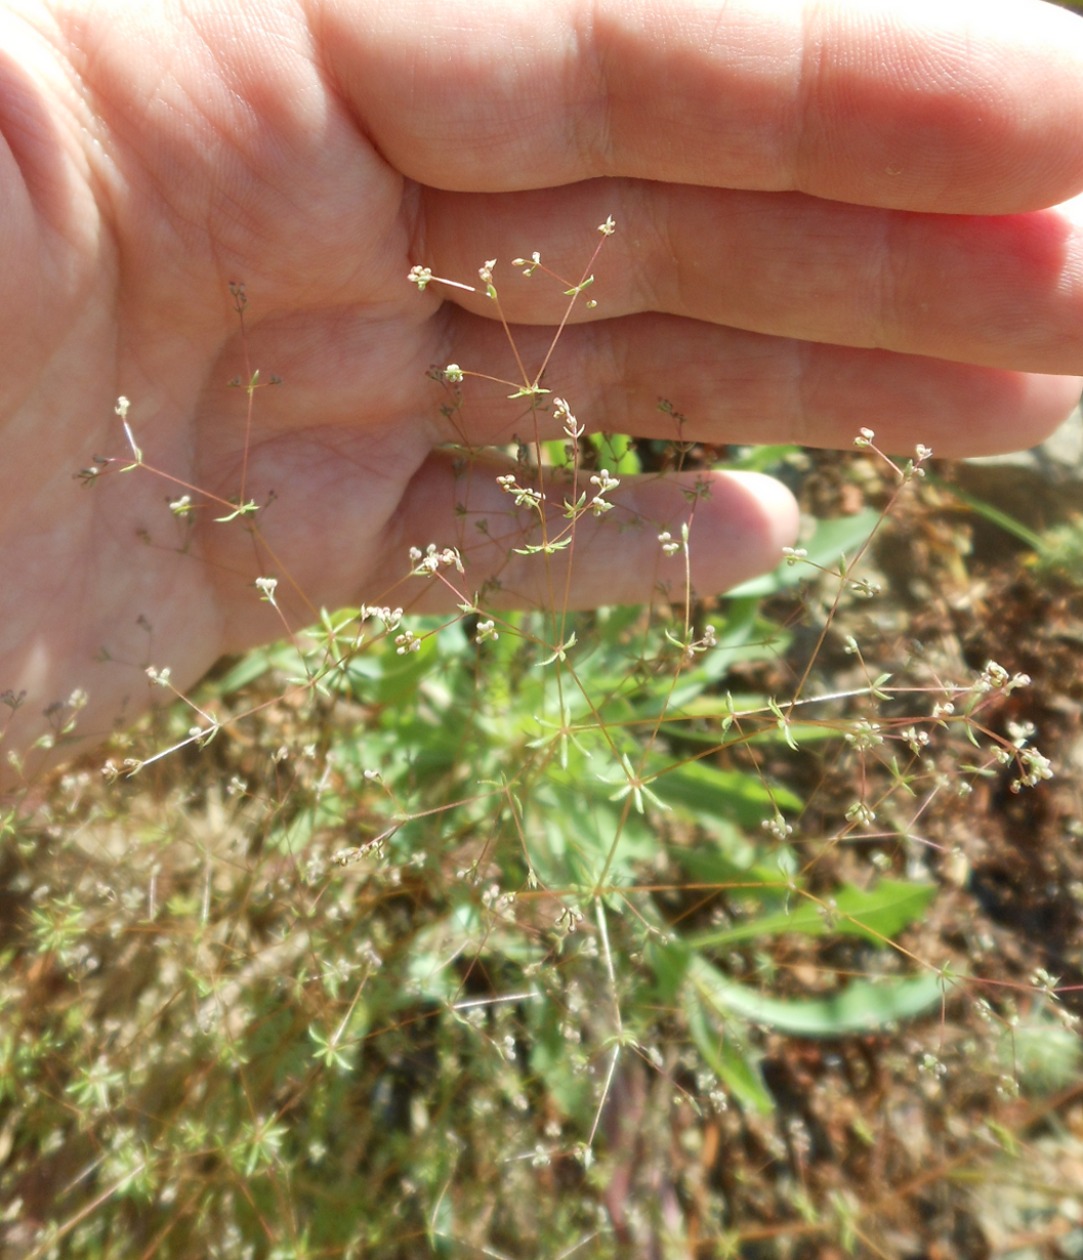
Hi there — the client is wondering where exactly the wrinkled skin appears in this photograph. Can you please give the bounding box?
[4,0,1083,787]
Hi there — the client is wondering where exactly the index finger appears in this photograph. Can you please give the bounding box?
[325,0,1083,213]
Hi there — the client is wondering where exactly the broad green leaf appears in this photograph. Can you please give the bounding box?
[685,984,774,1114]
[689,954,942,1037]
[676,839,795,895]
[209,640,303,694]
[691,878,937,949]
[648,756,802,826]
[653,941,774,1114]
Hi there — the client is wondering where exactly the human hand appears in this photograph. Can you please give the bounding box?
[4,0,1083,786]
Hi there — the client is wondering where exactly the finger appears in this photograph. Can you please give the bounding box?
[381,457,800,613]
[328,0,1083,212]
[416,182,1083,377]
[422,312,1081,458]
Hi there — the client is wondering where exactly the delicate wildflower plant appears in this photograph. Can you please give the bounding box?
[13,218,1067,1259]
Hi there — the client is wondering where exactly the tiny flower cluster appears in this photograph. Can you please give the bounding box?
[761,813,793,841]
[358,604,424,655]
[588,469,620,516]
[853,427,933,481]
[554,397,583,442]
[513,251,543,278]
[844,718,883,751]
[901,726,931,755]
[975,660,1031,695]
[496,473,544,510]
[408,544,465,577]
[406,264,476,294]
[664,623,717,664]
[361,605,404,631]
[845,800,877,827]
[394,629,421,655]
[1012,747,1054,792]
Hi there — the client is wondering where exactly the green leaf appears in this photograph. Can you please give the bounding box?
[685,983,774,1114]
[528,777,655,889]
[648,756,803,827]
[691,878,938,949]
[675,833,795,892]
[209,641,303,694]
[688,954,942,1038]
[654,940,774,1114]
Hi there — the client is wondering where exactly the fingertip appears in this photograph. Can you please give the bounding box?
[743,469,802,555]
[1016,376,1083,452]
[379,456,802,612]
[686,470,800,595]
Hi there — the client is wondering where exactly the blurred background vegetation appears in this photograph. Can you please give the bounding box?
[4,401,1081,1257]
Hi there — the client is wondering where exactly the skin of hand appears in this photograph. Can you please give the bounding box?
[3,0,1083,788]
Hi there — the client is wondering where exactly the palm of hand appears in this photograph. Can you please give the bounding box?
[6,7,761,775]
[5,0,1083,784]
[3,17,446,772]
